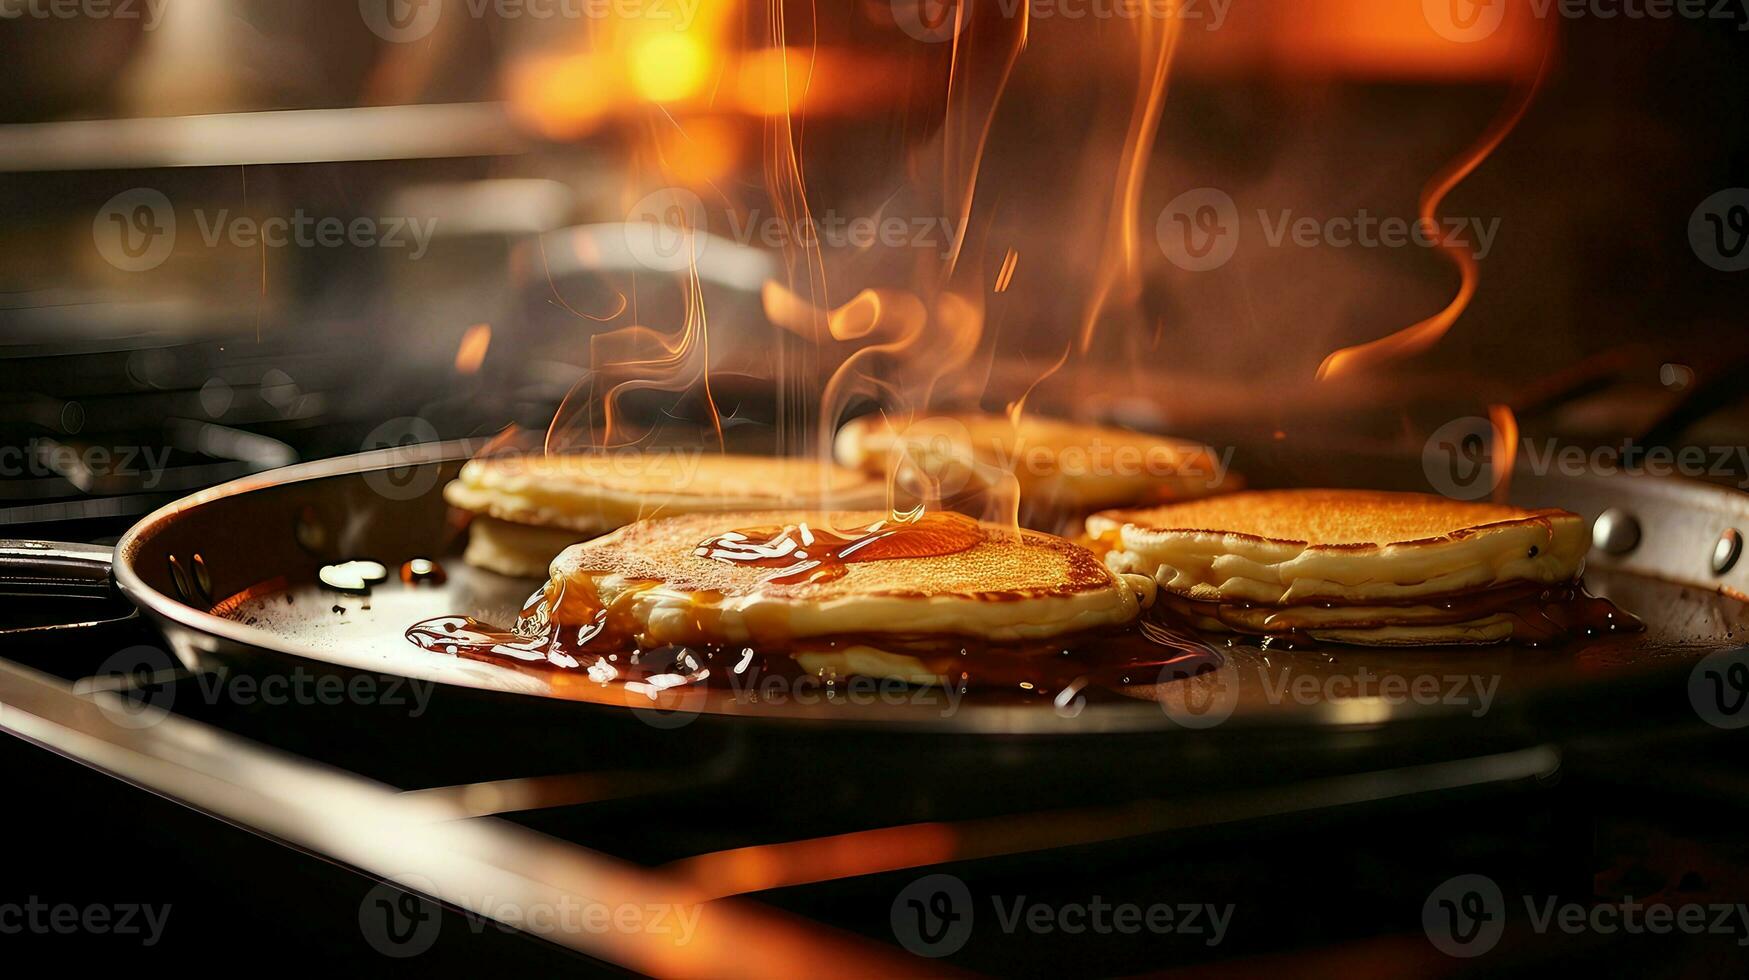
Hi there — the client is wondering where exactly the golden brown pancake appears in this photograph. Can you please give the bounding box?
[444,452,888,576]
[833,413,1236,523]
[1087,489,1594,646]
[537,510,1149,655]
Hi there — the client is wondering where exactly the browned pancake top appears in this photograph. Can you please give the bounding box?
[553,510,1121,601]
[1101,489,1574,549]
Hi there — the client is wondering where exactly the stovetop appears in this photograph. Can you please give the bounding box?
[5,340,1749,974]
[5,559,1749,975]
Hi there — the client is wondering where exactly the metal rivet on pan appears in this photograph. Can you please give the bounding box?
[190,553,214,605]
[1714,529,1743,576]
[1593,509,1641,556]
[167,554,193,601]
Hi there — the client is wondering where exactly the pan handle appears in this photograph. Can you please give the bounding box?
[0,540,116,596]
[0,540,134,634]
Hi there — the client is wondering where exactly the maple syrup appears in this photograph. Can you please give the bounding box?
[692,511,984,585]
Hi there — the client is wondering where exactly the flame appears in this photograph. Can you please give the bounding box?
[1315,33,1554,382]
[1489,403,1518,504]
[1078,2,1186,353]
[454,323,492,375]
[993,248,1019,294]
[547,228,723,452]
[1005,343,1072,427]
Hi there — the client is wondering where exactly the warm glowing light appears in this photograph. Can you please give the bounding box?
[630,34,712,103]
[454,323,492,375]
[1490,404,1519,504]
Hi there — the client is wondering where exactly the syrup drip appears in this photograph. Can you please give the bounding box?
[692,512,984,585]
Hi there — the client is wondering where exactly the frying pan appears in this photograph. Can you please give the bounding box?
[6,439,1748,808]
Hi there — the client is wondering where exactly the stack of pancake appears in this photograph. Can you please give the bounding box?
[443,452,886,577]
[1088,489,1596,646]
[534,509,1153,683]
[833,413,1238,532]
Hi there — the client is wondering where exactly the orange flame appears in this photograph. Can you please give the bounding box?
[547,230,723,452]
[1078,2,1187,353]
[454,323,492,375]
[993,248,1019,293]
[1489,403,1518,504]
[1315,34,1554,382]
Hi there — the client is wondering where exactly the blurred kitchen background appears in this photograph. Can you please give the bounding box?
[2,0,1747,541]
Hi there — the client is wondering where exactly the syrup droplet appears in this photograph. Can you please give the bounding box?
[400,557,447,586]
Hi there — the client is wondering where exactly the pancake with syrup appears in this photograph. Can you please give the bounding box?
[517,510,1152,683]
[833,413,1237,531]
[443,452,888,577]
[1087,489,1637,646]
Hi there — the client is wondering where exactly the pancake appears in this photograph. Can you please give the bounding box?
[1087,489,1600,646]
[534,510,1150,662]
[444,452,889,576]
[833,413,1236,524]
